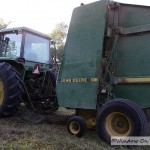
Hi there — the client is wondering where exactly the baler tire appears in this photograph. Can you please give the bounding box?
[96,99,147,143]
[115,98,148,136]
[67,116,87,137]
[0,62,22,116]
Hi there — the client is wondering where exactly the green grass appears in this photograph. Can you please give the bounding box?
[0,106,149,150]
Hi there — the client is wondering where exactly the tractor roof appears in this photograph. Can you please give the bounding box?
[0,27,51,40]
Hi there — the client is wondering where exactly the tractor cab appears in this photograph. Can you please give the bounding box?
[0,27,51,64]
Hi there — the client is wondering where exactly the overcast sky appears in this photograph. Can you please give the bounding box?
[0,0,150,34]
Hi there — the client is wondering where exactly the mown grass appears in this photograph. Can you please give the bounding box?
[0,106,150,150]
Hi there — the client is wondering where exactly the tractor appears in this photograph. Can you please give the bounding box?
[0,27,58,116]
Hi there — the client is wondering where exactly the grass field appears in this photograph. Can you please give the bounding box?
[0,106,149,150]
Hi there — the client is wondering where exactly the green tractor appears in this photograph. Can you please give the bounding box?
[0,27,58,116]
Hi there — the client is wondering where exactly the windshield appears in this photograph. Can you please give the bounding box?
[24,33,50,64]
[1,33,22,57]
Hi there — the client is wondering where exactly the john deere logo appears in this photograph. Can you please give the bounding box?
[58,78,98,83]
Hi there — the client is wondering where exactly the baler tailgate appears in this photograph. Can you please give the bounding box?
[56,1,108,109]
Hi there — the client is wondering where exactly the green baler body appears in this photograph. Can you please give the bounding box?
[109,2,150,108]
[57,0,150,109]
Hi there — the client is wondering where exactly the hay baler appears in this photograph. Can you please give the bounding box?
[56,0,150,142]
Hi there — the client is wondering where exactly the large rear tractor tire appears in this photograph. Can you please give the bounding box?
[0,62,22,116]
[96,99,148,143]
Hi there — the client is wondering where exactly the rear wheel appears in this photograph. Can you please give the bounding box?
[96,99,147,142]
[0,80,4,105]
[105,112,131,136]
[0,62,22,116]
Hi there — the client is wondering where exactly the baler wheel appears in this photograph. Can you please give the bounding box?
[105,112,131,136]
[96,99,147,143]
[0,62,22,116]
[67,116,87,137]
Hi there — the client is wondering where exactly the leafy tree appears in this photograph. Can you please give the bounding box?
[0,18,14,57]
[49,22,68,64]
[0,18,7,30]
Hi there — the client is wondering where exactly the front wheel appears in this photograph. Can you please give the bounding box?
[67,116,87,137]
[96,99,147,142]
[0,62,22,116]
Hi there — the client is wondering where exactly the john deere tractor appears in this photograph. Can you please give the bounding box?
[0,27,58,116]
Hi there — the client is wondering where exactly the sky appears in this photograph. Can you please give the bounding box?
[0,0,150,34]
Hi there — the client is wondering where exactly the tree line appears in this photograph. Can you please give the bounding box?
[49,22,68,64]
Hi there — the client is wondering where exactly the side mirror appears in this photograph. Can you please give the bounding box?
[5,37,10,44]
[0,35,4,42]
